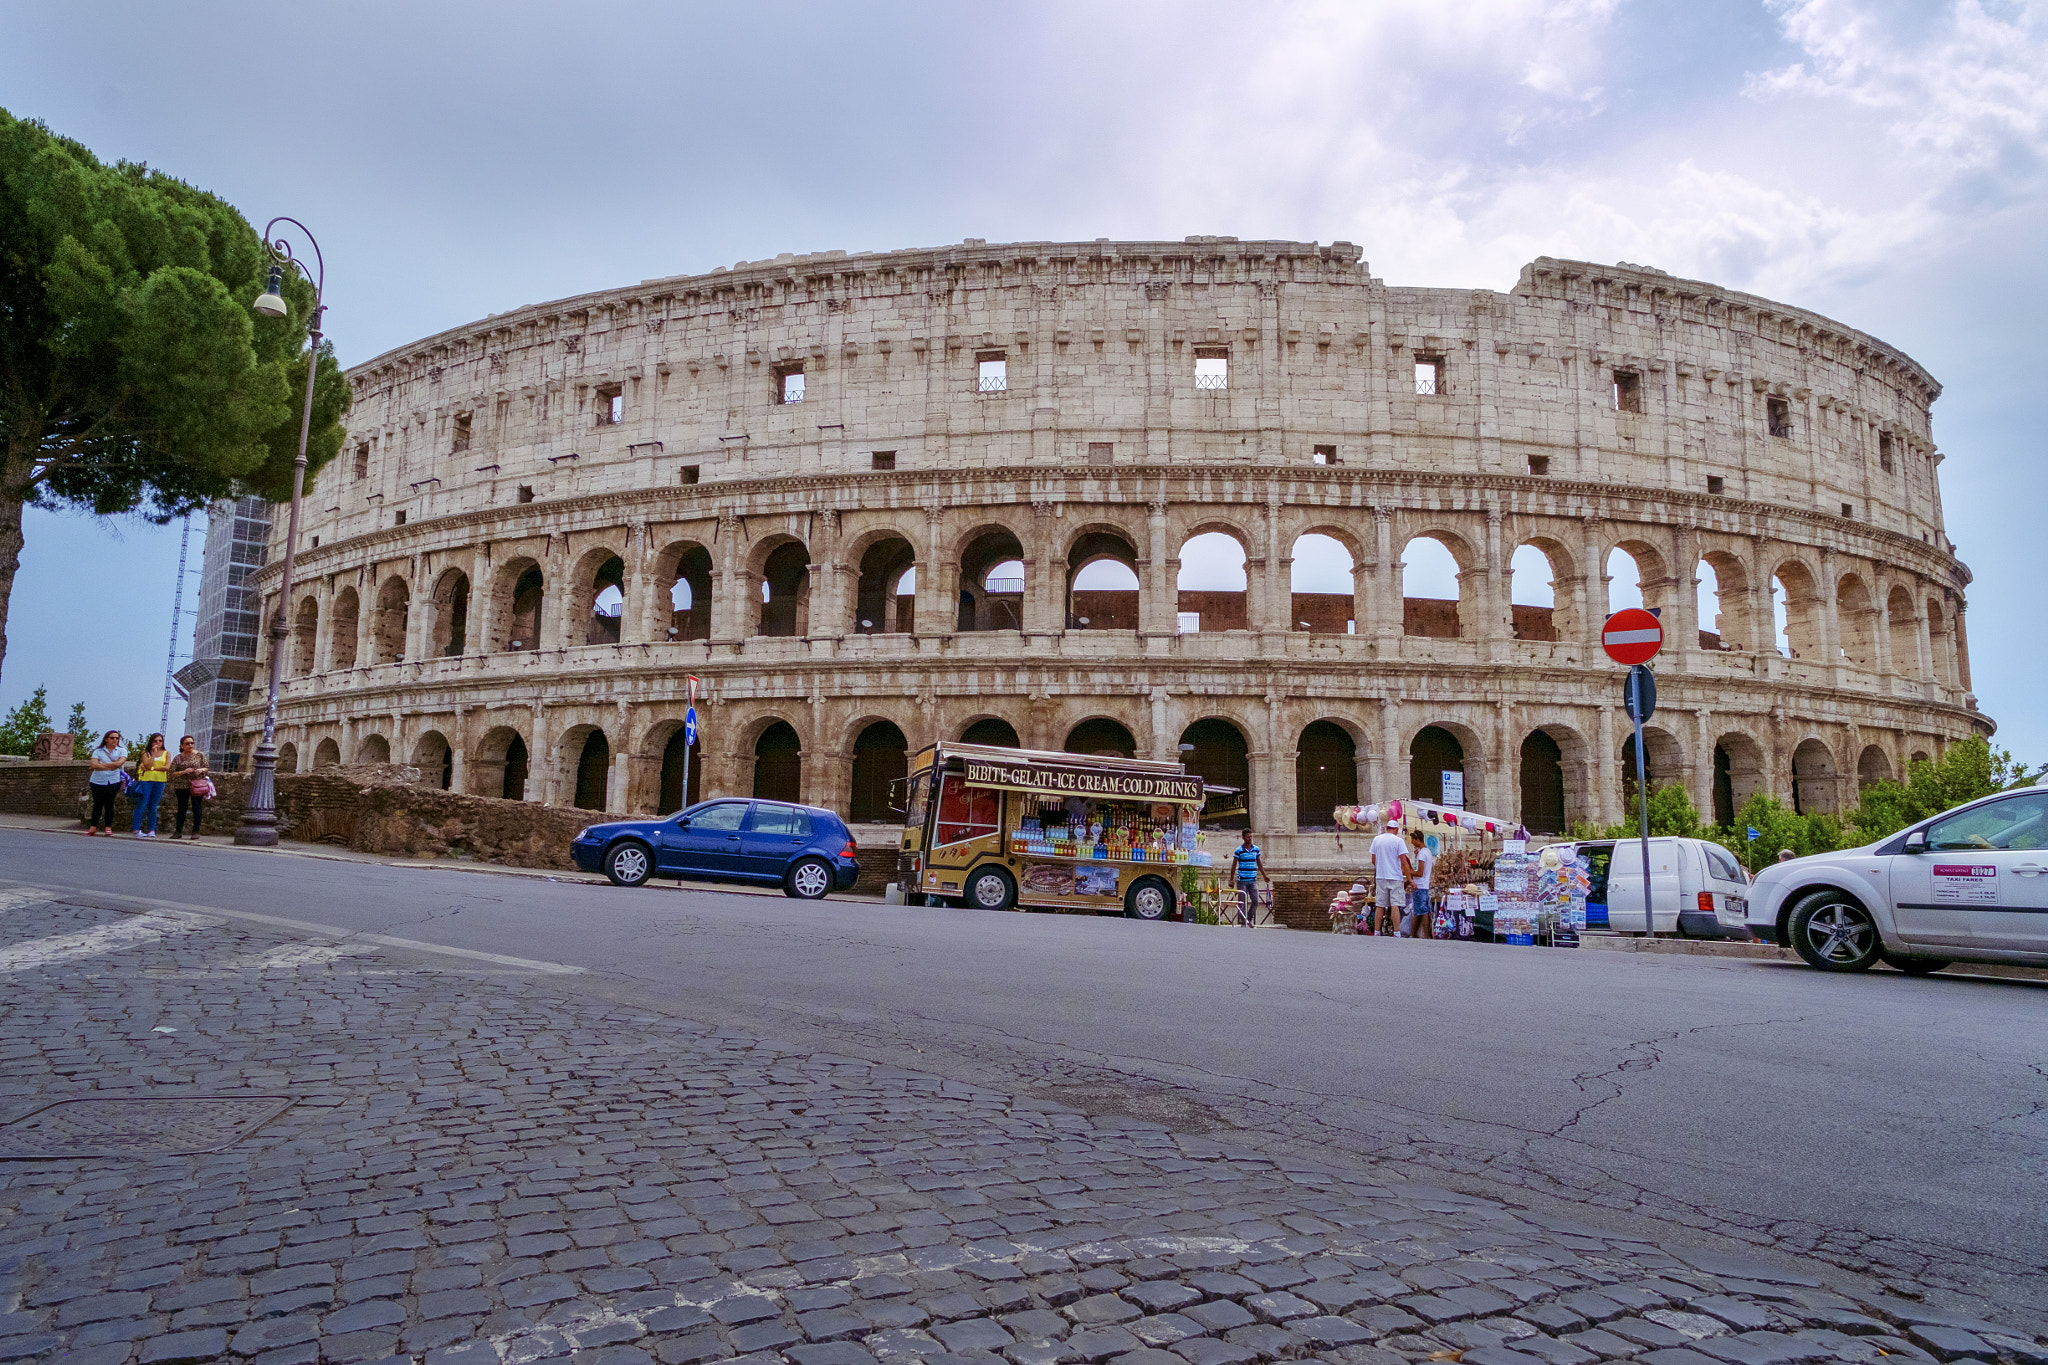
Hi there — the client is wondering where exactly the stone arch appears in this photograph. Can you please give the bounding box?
[1792,737,1839,814]
[428,568,470,658]
[1696,549,1752,652]
[1181,717,1251,829]
[1176,527,1250,634]
[358,733,391,764]
[564,545,626,647]
[1712,731,1767,825]
[650,718,702,813]
[1836,572,1877,667]
[291,595,318,676]
[329,587,359,670]
[1607,537,1671,615]
[653,539,714,642]
[1510,538,1575,642]
[1064,716,1137,758]
[1290,530,1358,634]
[1296,718,1360,829]
[849,719,910,823]
[492,556,544,652]
[1400,532,1473,639]
[957,526,1025,633]
[960,716,1021,747]
[751,537,811,638]
[751,718,803,801]
[412,729,453,790]
[278,742,298,775]
[558,724,610,810]
[1858,743,1893,791]
[1772,557,1822,659]
[371,576,409,664]
[472,724,529,801]
[1886,584,1919,675]
[1409,722,1475,806]
[1926,598,1954,685]
[1066,527,1141,631]
[313,736,341,768]
[852,534,918,635]
[1620,723,1685,803]
[1518,722,1590,833]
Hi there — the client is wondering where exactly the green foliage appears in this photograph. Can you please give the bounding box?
[1711,793,1846,873]
[65,701,87,758]
[1572,783,1707,840]
[1848,735,2043,842]
[0,685,49,754]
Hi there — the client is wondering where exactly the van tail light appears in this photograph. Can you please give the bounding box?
[1697,892,1715,914]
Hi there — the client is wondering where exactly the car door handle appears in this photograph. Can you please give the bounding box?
[2014,863,2046,875]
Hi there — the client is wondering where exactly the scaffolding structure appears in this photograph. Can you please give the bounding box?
[175,496,273,772]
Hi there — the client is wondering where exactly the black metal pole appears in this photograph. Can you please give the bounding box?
[1632,668,1653,936]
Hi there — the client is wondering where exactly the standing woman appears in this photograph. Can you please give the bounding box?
[168,736,210,839]
[130,733,169,838]
[85,729,125,836]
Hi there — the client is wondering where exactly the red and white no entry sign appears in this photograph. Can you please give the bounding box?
[1602,607,1664,665]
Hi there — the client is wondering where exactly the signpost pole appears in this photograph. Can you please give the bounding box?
[1630,666,1654,937]
[679,675,699,811]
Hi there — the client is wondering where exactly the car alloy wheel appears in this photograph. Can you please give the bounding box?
[605,842,651,888]
[1790,894,1881,971]
[787,858,833,900]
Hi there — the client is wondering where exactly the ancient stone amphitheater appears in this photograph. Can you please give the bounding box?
[249,237,1985,868]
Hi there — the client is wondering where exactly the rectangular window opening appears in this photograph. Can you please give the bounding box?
[1312,443,1339,465]
[1087,442,1114,466]
[1842,502,1855,518]
[1707,474,1725,495]
[452,413,472,452]
[311,536,319,548]
[976,351,1007,393]
[594,383,624,427]
[1194,346,1229,391]
[516,485,535,503]
[871,450,897,471]
[1528,455,1550,476]
[394,509,407,526]
[775,363,805,404]
[1415,356,1446,396]
[353,443,370,480]
[679,465,700,485]
[1879,431,1895,472]
[1613,371,1642,414]
[1767,396,1792,438]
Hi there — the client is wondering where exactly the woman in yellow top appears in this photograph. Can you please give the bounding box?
[130,732,170,838]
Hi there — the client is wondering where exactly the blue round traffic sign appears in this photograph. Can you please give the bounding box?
[684,707,698,746]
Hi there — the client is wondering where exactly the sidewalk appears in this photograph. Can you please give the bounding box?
[3,885,2044,1365]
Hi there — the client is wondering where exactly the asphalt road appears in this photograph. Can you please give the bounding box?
[7,828,2045,1328]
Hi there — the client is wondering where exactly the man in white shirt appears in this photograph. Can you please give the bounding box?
[1368,821,1407,935]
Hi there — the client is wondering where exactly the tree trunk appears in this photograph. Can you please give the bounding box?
[0,443,30,687]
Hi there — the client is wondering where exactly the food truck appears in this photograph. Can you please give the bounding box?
[897,742,1214,919]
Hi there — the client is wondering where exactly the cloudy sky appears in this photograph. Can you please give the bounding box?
[3,0,2044,758]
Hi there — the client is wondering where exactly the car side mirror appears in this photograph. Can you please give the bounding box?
[1902,831,1926,853]
[674,816,690,829]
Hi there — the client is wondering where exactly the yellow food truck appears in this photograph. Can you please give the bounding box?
[897,742,1214,919]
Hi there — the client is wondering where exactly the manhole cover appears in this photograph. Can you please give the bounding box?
[0,1095,295,1159]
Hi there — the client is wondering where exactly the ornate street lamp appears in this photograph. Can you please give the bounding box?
[235,218,324,847]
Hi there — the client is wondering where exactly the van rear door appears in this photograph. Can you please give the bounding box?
[1604,837,1683,933]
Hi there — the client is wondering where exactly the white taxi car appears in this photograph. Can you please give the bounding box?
[1739,785,2048,973]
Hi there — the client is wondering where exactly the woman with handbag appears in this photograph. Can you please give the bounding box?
[85,729,125,836]
[168,735,211,839]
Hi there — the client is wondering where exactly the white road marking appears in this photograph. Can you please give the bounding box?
[0,911,206,973]
[0,888,53,914]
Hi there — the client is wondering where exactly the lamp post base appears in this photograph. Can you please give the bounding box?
[233,740,282,847]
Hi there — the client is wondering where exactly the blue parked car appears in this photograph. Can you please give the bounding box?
[571,798,861,898]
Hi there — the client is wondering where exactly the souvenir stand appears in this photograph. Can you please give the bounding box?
[1330,800,1519,938]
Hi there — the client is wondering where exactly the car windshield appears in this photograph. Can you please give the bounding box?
[1924,792,2048,851]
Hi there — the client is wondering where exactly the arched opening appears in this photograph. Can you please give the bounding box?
[1067,531,1140,631]
[1926,599,1954,685]
[1620,726,1685,806]
[1064,717,1136,759]
[1410,725,1465,803]
[753,721,802,801]
[663,544,713,641]
[372,578,408,664]
[1401,536,1462,638]
[1290,533,1355,633]
[471,726,527,801]
[429,571,470,658]
[1606,542,1672,617]
[849,721,909,823]
[960,717,1020,748]
[585,555,625,646]
[1836,573,1876,666]
[503,735,528,801]
[1858,744,1893,792]
[1792,738,1838,814]
[1180,719,1250,830]
[413,731,453,790]
[329,588,358,670]
[1713,734,1766,824]
[1296,721,1357,830]
[757,542,811,638]
[278,742,298,775]
[503,562,544,651]
[659,727,701,813]
[1696,552,1751,652]
[292,597,318,676]
[313,737,341,768]
[1773,561,1821,659]
[958,528,1025,632]
[1886,586,1918,675]
[574,729,611,810]
[1176,531,1248,633]
[1520,730,1566,834]
[854,537,917,634]
[358,733,391,764]
[1510,544,1558,641]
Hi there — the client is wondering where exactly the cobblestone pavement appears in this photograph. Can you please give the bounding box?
[3,891,2044,1365]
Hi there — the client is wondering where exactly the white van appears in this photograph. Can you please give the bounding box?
[1549,837,1752,938]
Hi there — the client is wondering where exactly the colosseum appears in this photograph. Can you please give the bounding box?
[244,236,1987,870]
